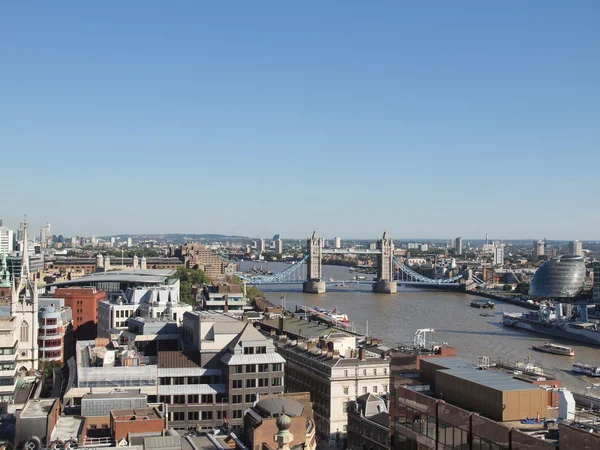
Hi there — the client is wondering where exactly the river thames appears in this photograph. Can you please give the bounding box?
[241,261,600,392]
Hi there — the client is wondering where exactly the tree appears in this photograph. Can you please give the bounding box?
[231,275,266,302]
[173,267,211,305]
[503,284,513,292]
[517,282,530,295]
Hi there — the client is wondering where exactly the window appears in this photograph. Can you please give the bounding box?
[246,364,256,373]
[160,377,171,385]
[233,410,242,419]
[373,386,378,393]
[201,411,213,420]
[174,395,185,404]
[343,402,348,411]
[374,368,377,375]
[258,378,269,387]
[258,364,269,372]
[383,384,388,392]
[173,412,185,421]
[246,379,256,388]
[245,393,256,403]
[188,395,199,403]
[232,365,243,374]
[343,425,347,432]
[343,386,349,395]
[201,394,213,403]
[256,346,267,354]
[272,377,282,387]
[188,411,199,421]
[232,380,242,389]
[344,370,348,377]
[383,368,388,375]
[232,395,242,404]
[159,395,170,404]
[363,369,367,376]
[244,347,254,355]
[272,363,282,371]
[20,321,29,343]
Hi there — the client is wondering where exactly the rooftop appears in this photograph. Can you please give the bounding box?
[50,269,176,286]
[20,399,56,418]
[424,357,542,392]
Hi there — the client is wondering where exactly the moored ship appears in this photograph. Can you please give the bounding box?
[503,304,600,345]
[573,362,600,377]
[532,342,574,356]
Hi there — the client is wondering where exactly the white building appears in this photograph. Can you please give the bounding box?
[335,237,341,249]
[127,237,133,248]
[568,240,583,256]
[533,240,545,259]
[274,334,390,436]
[493,245,505,266]
[0,226,13,255]
[274,239,283,254]
[257,239,265,253]
[97,281,191,338]
[455,237,463,255]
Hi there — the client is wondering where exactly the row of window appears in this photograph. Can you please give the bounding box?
[231,363,282,374]
[343,385,388,396]
[343,367,387,377]
[159,376,219,385]
[160,394,214,404]
[243,346,267,354]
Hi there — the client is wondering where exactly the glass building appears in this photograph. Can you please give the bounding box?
[529,254,586,299]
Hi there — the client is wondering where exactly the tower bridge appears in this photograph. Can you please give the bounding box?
[236,231,472,294]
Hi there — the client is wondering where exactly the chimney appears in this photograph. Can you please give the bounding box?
[359,348,366,361]
[279,316,284,334]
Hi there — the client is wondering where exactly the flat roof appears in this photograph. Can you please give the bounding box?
[424,357,541,392]
[82,391,146,400]
[50,269,175,286]
[20,399,56,418]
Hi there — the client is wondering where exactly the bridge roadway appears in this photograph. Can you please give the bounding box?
[238,278,461,287]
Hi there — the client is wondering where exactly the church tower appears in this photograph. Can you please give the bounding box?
[11,219,39,374]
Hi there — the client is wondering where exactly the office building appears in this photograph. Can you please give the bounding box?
[127,237,133,248]
[533,239,546,259]
[272,332,390,436]
[0,225,13,255]
[53,287,106,340]
[197,282,248,315]
[454,237,463,256]
[38,304,73,362]
[274,239,283,254]
[389,349,565,450]
[493,245,505,266]
[529,254,586,298]
[568,240,583,256]
[97,282,190,338]
[257,239,265,253]
[0,254,11,299]
[335,237,341,249]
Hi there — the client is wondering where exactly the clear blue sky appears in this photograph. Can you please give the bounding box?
[1,1,599,240]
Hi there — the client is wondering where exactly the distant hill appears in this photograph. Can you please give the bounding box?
[99,233,251,243]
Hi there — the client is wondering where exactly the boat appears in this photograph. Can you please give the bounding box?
[573,362,600,377]
[471,300,495,309]
[532,342,575,356]
[295,305,349,324]
[479,313,495,317]
[502,304,600,345]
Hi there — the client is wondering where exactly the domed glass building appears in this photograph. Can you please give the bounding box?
[529,254,586,298]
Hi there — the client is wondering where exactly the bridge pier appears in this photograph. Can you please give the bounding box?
[303,281,326,294]
[373,280,397,294]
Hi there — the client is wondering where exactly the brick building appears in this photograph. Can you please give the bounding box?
[53,287,106,340]
[110,407,166,441]
[347,394,389,450]
[176,243,237,278]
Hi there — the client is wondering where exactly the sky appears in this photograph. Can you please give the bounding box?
[1,1,599,240]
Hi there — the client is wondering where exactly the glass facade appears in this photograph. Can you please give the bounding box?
[529,254,585,299]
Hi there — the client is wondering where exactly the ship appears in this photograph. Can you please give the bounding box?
[296,305,349,328]
[573,362,600,377]
[503,303,600,345]
[471,300,495,309]
[532,342,575,356]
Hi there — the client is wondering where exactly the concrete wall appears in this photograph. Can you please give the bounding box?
[559,423,600,450]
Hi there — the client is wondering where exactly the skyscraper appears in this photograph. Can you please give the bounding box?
[335,237,341,249]
[455,237,463,256]
[0,225,13,255]
[568,240,583,256]
[127,237,133,248]
[493,245,505,266]
[533,240,545,259]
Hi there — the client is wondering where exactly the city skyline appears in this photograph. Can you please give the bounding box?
[2,2,599,239]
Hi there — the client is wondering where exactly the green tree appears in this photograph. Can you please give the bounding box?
[173,267,211,305]
[231,275,266,302]
[517,282,530,295]
[503,284,513,292]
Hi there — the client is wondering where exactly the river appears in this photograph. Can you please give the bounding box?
[240,261,600,392]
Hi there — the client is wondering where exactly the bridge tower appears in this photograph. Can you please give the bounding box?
[373,231,397,294]
[303,232,326,294]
